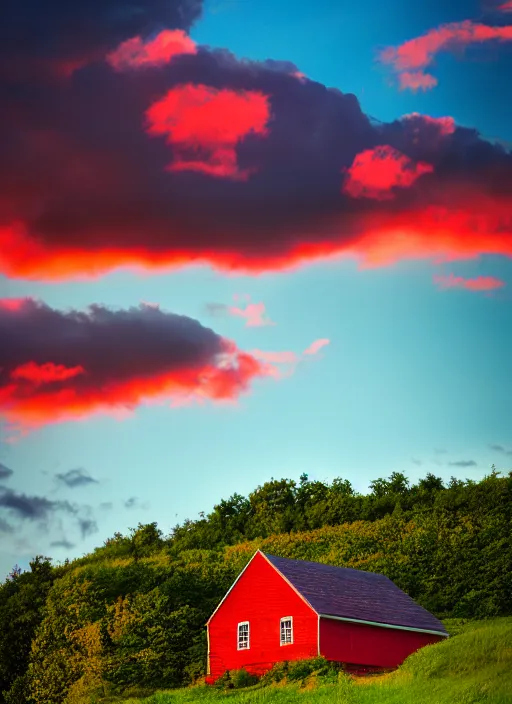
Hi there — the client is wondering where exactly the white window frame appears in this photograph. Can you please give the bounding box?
[237,621,250,650]
[280,616,293,645]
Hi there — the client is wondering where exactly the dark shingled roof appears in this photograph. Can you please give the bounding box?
[263,553,448,635]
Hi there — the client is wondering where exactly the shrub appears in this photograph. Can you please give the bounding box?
[212,668,258,690]
[230,668,259,688]
[260,657,340,685]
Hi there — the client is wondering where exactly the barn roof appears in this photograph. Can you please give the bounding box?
[263,553,448,636]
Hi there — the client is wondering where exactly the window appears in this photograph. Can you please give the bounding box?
[280,617,293,645]
[237,621,250,650]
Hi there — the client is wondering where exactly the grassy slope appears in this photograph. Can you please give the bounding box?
[116,618,512,704]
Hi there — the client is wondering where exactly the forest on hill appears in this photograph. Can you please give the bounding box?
[0,468,511,704]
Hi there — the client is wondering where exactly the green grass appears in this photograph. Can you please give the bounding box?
[108,618,512,704]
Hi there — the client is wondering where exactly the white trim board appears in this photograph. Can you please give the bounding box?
[319,613,449,638]
[206,624,211,675]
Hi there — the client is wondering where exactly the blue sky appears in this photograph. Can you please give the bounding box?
[1,0,511,578]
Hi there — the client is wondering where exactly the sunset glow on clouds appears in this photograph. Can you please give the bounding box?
[342,146,433,200]
[0,299,281,432]
[380,18,512,91]
[251,339,331,377]
[433,274,506,291]
[0,0,511,283]
[107,30,197,70]
[145,84,271,179]
[208,296,274,327]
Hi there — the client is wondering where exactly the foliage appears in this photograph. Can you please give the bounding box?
[103,618,512,704]
[260,657,341,685]
[0,556,58,702]
[212,669,259,690]
[0,469,511,703]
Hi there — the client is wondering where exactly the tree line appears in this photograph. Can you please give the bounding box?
[0,468,510,703]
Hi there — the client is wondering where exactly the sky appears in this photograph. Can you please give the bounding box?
[0,0,511,579]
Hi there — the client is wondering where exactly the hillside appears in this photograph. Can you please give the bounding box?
[118,618,512,704]
[0,470,511,703]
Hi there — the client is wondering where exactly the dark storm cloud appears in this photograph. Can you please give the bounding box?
[0,486,74,520]
[448,460,478,467]
[0,0,511,281]
[56,468,99,488]
[0,463,13,480]
[0,298,270,427]
[1,0,203,79]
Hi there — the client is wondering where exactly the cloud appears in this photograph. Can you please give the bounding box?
[380,19,512,91]
[0,0,203,80]
[250,338,330,378]
[11,362,85,384]
[145,84,271,180]
[411,458,423,466]
[0,298,279,431]
[124,497,150,509]
[342,145,433,200]
[207,297,274,327]
[0,517,14,533]
[433,274,506,291]
[303,339,330,356]
[499,1,512,12]
[448,460,477,467]
[0,6,511,280]
[0,486,74,521]
[107,30,197,71]
[78,518,98,539]
[401,113,456,137]
[50,539,75,549]
[56,468,99,488]
[0,463,13,480]
[489,443,512,454]
[0,484,97,547]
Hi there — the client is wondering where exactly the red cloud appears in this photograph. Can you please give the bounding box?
[228,302,274,327]
[398,71,438,91]
[209,296,274,327]
[251,338,330,377]
[145,84,271,179]
[10,362,85,384]
[342,146,433,201]
[303,339,330,355]
[251,349,298,365]
[106,30,197,70]
[401,113,456,136]
[0,298,26,312]
[433,274,506,291]
[1,22,511,283]
[380,20,512,90]
[499,1,512,11]
[0,299,279,431]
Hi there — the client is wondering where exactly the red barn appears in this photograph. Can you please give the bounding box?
[206,551,448,680]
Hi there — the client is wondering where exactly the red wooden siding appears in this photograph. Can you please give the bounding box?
[208,552,318,678]
[320,617,443,669]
